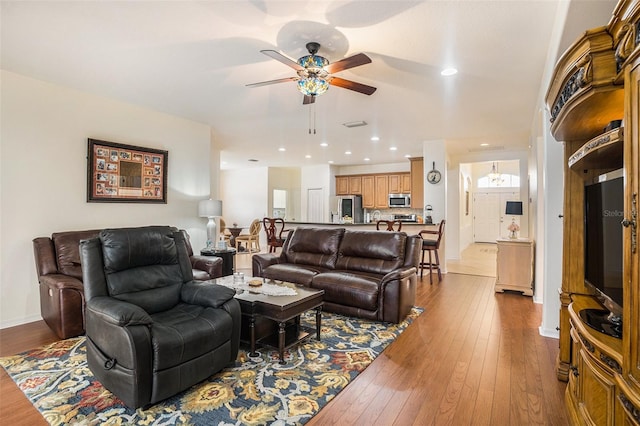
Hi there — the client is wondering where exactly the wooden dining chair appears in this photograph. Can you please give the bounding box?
[418,220,446,284]
[234,219,261,253]
[263,217,290,253]
[376,220,403,231]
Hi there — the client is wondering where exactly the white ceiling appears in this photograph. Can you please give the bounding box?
[1,1,617,170]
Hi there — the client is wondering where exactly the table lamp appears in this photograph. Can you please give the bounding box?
[198,199,222,248]
[505,201,523,239]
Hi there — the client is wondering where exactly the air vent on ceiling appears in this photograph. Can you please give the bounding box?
[248,159,259,162]
[467,145,505,152]
[342,120,367,128]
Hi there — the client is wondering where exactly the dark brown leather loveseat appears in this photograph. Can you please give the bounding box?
[252,227,421,323]
[33,228,223,339]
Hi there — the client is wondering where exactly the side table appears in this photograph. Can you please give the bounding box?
[200,248,236,276]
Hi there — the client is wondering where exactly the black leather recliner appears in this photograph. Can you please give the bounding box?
[80,226,241,408]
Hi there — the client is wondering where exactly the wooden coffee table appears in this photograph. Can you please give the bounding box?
[210,277,324,364]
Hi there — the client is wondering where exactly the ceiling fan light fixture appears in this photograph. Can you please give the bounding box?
[297,76,329,96]
[298,54,329,71]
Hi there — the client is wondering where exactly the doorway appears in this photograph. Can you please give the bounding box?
[473,191,520,242]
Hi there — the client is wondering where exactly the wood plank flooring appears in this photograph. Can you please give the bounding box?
[0,256,568,425]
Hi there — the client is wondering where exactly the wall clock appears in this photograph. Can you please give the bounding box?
[427,161,441,184]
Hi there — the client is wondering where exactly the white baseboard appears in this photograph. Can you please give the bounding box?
[539,325,559,339]
[1,314,42,330]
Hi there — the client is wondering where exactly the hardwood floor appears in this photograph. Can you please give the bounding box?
[0,261,568,425]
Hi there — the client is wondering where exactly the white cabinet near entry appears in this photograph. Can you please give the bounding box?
[495,238,534,296]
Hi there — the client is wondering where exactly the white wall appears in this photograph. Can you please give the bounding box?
[1,71,212,328]
[220,167,269,247]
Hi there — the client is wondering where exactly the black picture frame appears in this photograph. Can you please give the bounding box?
[87,138,168,203]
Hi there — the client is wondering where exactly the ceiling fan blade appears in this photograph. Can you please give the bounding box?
[260,49,304,71]
[329,77,377,95]
[325,53,372,74]
[246,77,297,88]
[303,95,315,105]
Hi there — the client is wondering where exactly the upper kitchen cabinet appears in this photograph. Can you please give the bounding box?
[362,175,375,208]
[336,176,349,195]
[349,176,362,195]
[389,173,411,194]
[374,175,389,208]
[410,157,424,209]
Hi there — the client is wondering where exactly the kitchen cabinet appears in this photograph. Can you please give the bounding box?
[336,176,349,195]
[374,175,388,208]
[362,175,375,208]
[410,157,424,208]
[348,176,362,195]
[402,174,411,193]
[388,173,411,194]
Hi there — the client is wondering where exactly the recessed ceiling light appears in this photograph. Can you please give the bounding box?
[364,158,370,161]
[480,143,489,147]
[345,151,352,155]
[305,155,311,159]
[404,154,411,158]
[328,160,334,164]
[320,142,328,147]
[371,136,379,142]
[441,67,458,76]
[222,161,227,165]
[389,146,397,151]
[278,147,286,152]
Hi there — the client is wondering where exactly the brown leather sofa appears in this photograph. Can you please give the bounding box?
[252,227,421,323]
[33,228,223,339]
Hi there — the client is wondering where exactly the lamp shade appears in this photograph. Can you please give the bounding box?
[505,201,523,216]
[198,199,222,218]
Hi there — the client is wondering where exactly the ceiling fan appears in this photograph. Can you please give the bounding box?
[247,42,377,105]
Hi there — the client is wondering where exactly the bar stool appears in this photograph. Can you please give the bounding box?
[419,220,445,284]
[376,220,402,231]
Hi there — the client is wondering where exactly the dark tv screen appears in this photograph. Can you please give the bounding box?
[584,173,624,310]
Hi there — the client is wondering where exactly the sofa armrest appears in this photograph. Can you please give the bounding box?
[190,255,223,279]
[381,266,418,283]
[86,296,152,327]
[33,237,58,276]
[181,281,236,308]
[252,253,281,277]
[39,274,84,291]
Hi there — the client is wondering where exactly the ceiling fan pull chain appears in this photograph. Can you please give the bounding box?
[313,103,317,135]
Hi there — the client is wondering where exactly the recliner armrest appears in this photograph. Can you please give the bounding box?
[86,296,152,327]
[39,274,84,291]
[190,255,223,279]
[181,281,236,308]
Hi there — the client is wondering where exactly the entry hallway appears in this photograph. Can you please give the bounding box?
[1,256,567,425]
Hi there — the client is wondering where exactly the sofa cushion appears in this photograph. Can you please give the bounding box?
[336,231,406,275]
[311,271,382,311]
[52,230,100,279]
[263,263,331,286]
[283,227,345,269]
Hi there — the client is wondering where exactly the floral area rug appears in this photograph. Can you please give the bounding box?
[1,308,422,425]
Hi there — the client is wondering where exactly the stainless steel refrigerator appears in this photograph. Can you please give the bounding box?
[333,195,364,223]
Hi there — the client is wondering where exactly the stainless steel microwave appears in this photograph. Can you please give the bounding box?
[388,194,411,208]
